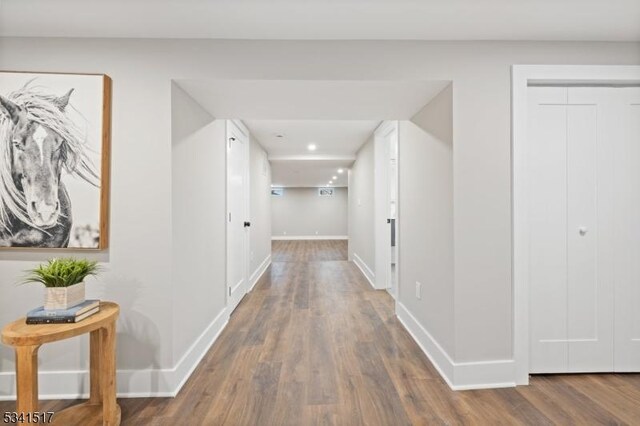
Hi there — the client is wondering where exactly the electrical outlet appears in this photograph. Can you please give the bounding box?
[416,281,422,300]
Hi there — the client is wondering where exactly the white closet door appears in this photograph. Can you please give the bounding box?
[528,87,569,373]
[528,87,616,373]
[615,87,640,371]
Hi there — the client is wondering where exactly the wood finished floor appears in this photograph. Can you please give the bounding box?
[2,239,640,425]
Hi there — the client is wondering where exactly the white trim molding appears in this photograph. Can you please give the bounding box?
[352,252,376,289]
[0,308,229,401]
[271,235,348,240]
[397,302,515,390]
[511,65,640,386]
[249,254,271,292]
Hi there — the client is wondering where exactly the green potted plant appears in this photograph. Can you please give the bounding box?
[23,258,100,310]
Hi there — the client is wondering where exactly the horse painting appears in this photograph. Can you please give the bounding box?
[0,81,99,247]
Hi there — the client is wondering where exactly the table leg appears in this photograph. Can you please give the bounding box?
[15,345,40,415]
[89,329,102,404]
[101,322,118,425]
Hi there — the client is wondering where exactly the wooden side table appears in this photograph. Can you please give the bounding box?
[1,301,120,426]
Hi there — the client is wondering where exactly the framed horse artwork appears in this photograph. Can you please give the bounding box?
[0,72,111,249]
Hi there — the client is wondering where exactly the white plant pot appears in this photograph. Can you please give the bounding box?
[44,282,86,311]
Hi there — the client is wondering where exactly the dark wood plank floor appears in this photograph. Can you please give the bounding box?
[2,239,640,425]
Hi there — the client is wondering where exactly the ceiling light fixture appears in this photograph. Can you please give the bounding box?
[332,176,337,180]
[307,143,317,151]
[337,169,344,173]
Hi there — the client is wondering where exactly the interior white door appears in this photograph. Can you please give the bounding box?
[374,121,398,292]
[226,120,250,314]
[528,86,640,374]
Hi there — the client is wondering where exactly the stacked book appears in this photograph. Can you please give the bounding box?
[26,300,100,324]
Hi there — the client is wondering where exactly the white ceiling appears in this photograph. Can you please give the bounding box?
[270,159,352,188]
[244,120,379,157]
[175,79,450,121]
[2,0,639,41]
[247,119,377,187]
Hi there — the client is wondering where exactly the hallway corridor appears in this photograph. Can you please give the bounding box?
[4,240,640,425]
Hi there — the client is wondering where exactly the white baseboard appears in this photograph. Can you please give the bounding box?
[396,301,455,388]
[0,308,229,401]
[352,252,375,289]
[170,308,229,395]
[271,235,348,240]
[249,254,271,292]
[396,301,515,390]
[454,358,516,390]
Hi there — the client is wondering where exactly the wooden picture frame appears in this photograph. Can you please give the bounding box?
[0,71,111,250]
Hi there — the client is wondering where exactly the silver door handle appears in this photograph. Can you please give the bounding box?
[579,227,588,236]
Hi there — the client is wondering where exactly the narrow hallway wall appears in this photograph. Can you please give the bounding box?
[397,84,455,382]
[249,137,272,287]
[348,137,376,283]
[171,83,228,366]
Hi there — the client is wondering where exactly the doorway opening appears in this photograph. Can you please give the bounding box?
[173,78,451,318]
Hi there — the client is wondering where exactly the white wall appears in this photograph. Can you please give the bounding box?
[348,137,375,280]
[171,83,227,366]
[398,84,455,360]
[0,38,638,396]
[271,187,348,238]
[249,137,272,285]
[0,40,178,399]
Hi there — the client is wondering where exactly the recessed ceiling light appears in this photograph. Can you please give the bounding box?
[308,143,317,151]
[337,169,344,173]
[332,176,337,180]
[329,181,333,184]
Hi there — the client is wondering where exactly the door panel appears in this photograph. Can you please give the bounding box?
[566,104,598,345]
[566,88,614,371]
[528,87,569,373]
